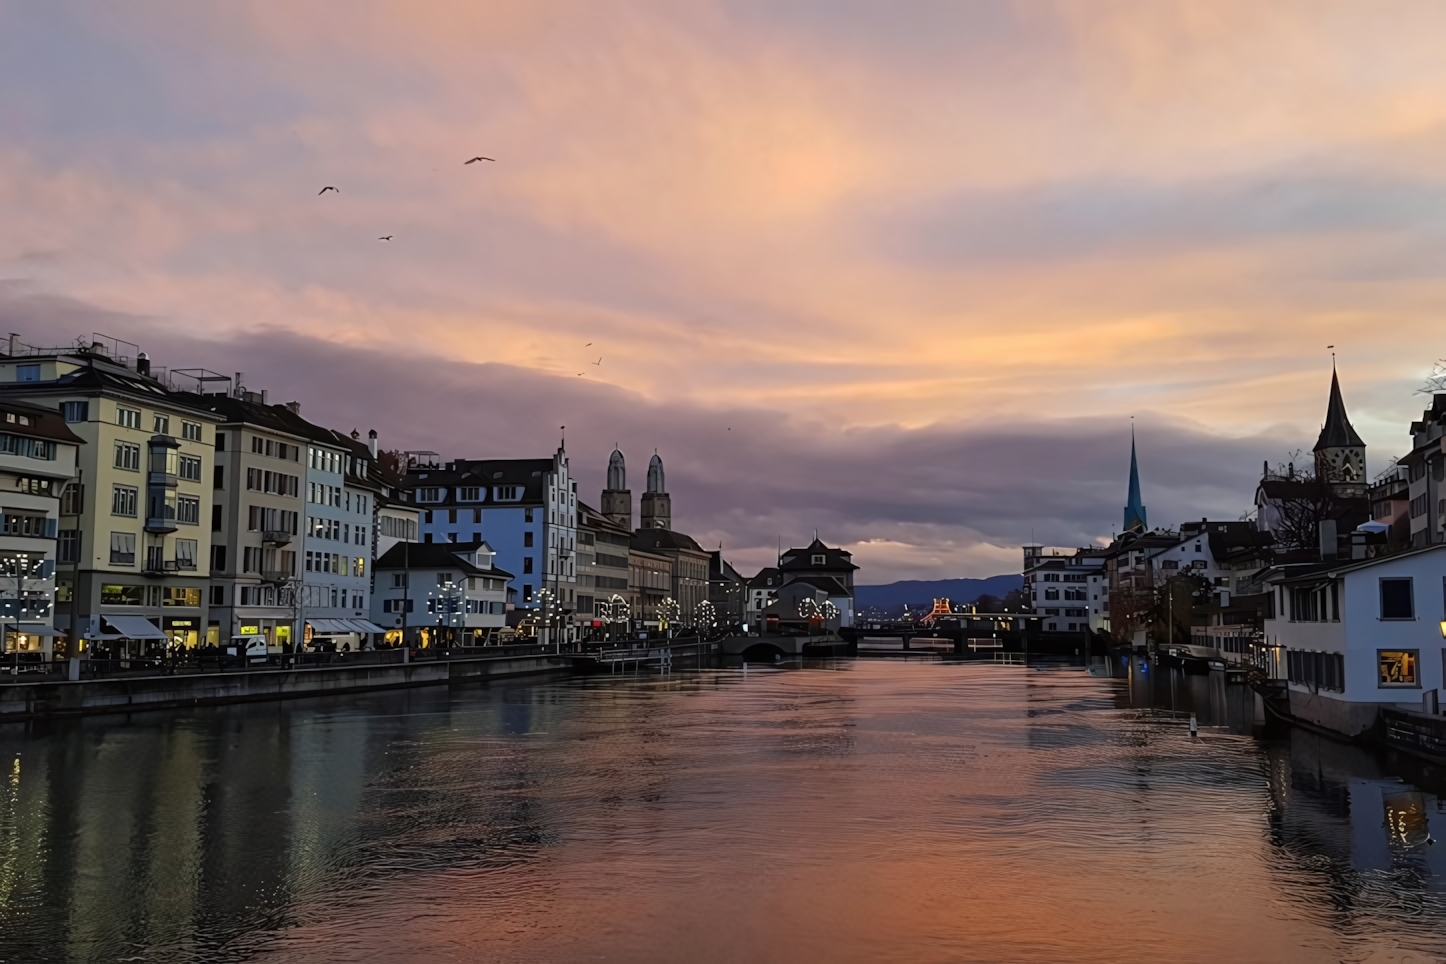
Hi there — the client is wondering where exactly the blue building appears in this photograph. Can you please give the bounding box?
[404,445,577,631]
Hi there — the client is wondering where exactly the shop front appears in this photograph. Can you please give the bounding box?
[163,616,199,649]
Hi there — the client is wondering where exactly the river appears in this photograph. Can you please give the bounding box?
[1,660,1443,963]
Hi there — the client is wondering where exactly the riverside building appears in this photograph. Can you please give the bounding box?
[0,399,82,657]
[0,338,221,656]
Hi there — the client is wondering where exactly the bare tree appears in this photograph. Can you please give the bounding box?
[1274,476,1343,552]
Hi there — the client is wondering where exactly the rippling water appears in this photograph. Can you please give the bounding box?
[2,661,1445,963]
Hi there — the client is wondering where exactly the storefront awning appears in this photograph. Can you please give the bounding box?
[15,624,64,638]
[344,619,387,634]
[100,616,167,639]
[306,618,356,635]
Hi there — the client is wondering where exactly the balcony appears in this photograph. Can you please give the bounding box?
[142,558,181,576]
[145,516,178,534]
[261,568,294,584]
[263,529,293,546]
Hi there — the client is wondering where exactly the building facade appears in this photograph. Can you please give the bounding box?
[407,445,577,635]
[1,342,221,655]
[372,540,511,646]
[577,500,631,632]
[0,400,82,657]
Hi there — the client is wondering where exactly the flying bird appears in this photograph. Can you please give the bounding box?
[584,342,592,346]
[318,186,338,194]
[592,357,602,366]
[378,236,393,241]
[465,157,495,164]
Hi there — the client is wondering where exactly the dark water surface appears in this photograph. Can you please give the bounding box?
[2,661,1445,963]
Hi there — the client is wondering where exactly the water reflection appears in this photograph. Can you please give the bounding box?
[0,664,1444,962]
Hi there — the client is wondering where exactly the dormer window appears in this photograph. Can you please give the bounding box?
[495,486,521,502]
[811,554,825,565]
[458,486,481,502]
[416,487,442,503]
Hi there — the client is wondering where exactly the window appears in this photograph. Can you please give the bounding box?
[17,364,40,382]
[61,400,88,422]
[58,529,80,563]
[112,485,138,517]
[1380,578,1414,620]
[209,585,225,606]
[175,539,198,570]
[153,414,170,435]
[524,531,534,547]
[523,584,532,601]
[524,508,534,523]
[1043,588,1059,600]
[458,486,481,501]
[1378,650,1420,687]
[812,554,826,565]
[494,485,521,501]
[181,420,202,441]
[448,508,457,524]
[523,556,533,574]
[0,512,48,537]
[114,442,141,471]
[109,532,136,565]
[116,407,141,429]
[101,583,143,605]
[1161,559,1179,570]
[211,544,227,571]
[416,487,442,503]
[177,496,200,525]
[214,466,224,490]
[178,455,202,481]
[215,431,226,451]
[1411,494,1428,518]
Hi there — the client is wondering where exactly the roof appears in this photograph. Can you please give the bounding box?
[709,551,745,582]
[0,399,84,445]
[373,540,514,579]
[749,567,781,590]
[631,527,706,554]
[0,362,226,420]
[578,500,632,537]
[779,537,858,572]
[784,574,851,596]
[1314,368,1365,451]
[1273,541,1446,584]
[404,457,555,505]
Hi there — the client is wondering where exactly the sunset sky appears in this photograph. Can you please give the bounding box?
[3,1,1445,582]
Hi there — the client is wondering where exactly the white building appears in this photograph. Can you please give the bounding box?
[1023,545,1107,634]
[371,540,511,647]
[1264,543,1446,737]
[0,400,82,657]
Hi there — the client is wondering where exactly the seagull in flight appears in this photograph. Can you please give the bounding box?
[318,186,339,194]
[465,156,495,164]
[378,235,393,241]
[592,357,602,366]
[584,342,592,346]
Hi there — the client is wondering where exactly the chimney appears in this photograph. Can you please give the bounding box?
[136,352,150,377]
[367,430,378,458]
[234,372,243,398]
[260,389,268,406]
[285,401,300,415]
[7,333,15,356]
[1318,518,1338,562]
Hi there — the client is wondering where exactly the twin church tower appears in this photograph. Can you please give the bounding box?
[601,446,671,531]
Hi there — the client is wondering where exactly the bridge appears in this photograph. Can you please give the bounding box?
[716,634,849,662]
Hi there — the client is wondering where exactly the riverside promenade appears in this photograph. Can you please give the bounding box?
[0,641,703,722]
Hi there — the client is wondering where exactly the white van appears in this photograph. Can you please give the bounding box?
[228,635,270,664]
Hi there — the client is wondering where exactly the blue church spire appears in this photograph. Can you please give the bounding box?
[1123,425,1147,532]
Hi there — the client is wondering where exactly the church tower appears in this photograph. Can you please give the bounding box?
[639,451,672,530]
[601,447,632,529]
[1313,364,1366,495]
[1122,428,1147,533]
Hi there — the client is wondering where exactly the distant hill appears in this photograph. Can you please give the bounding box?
[855,575,1022,616]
